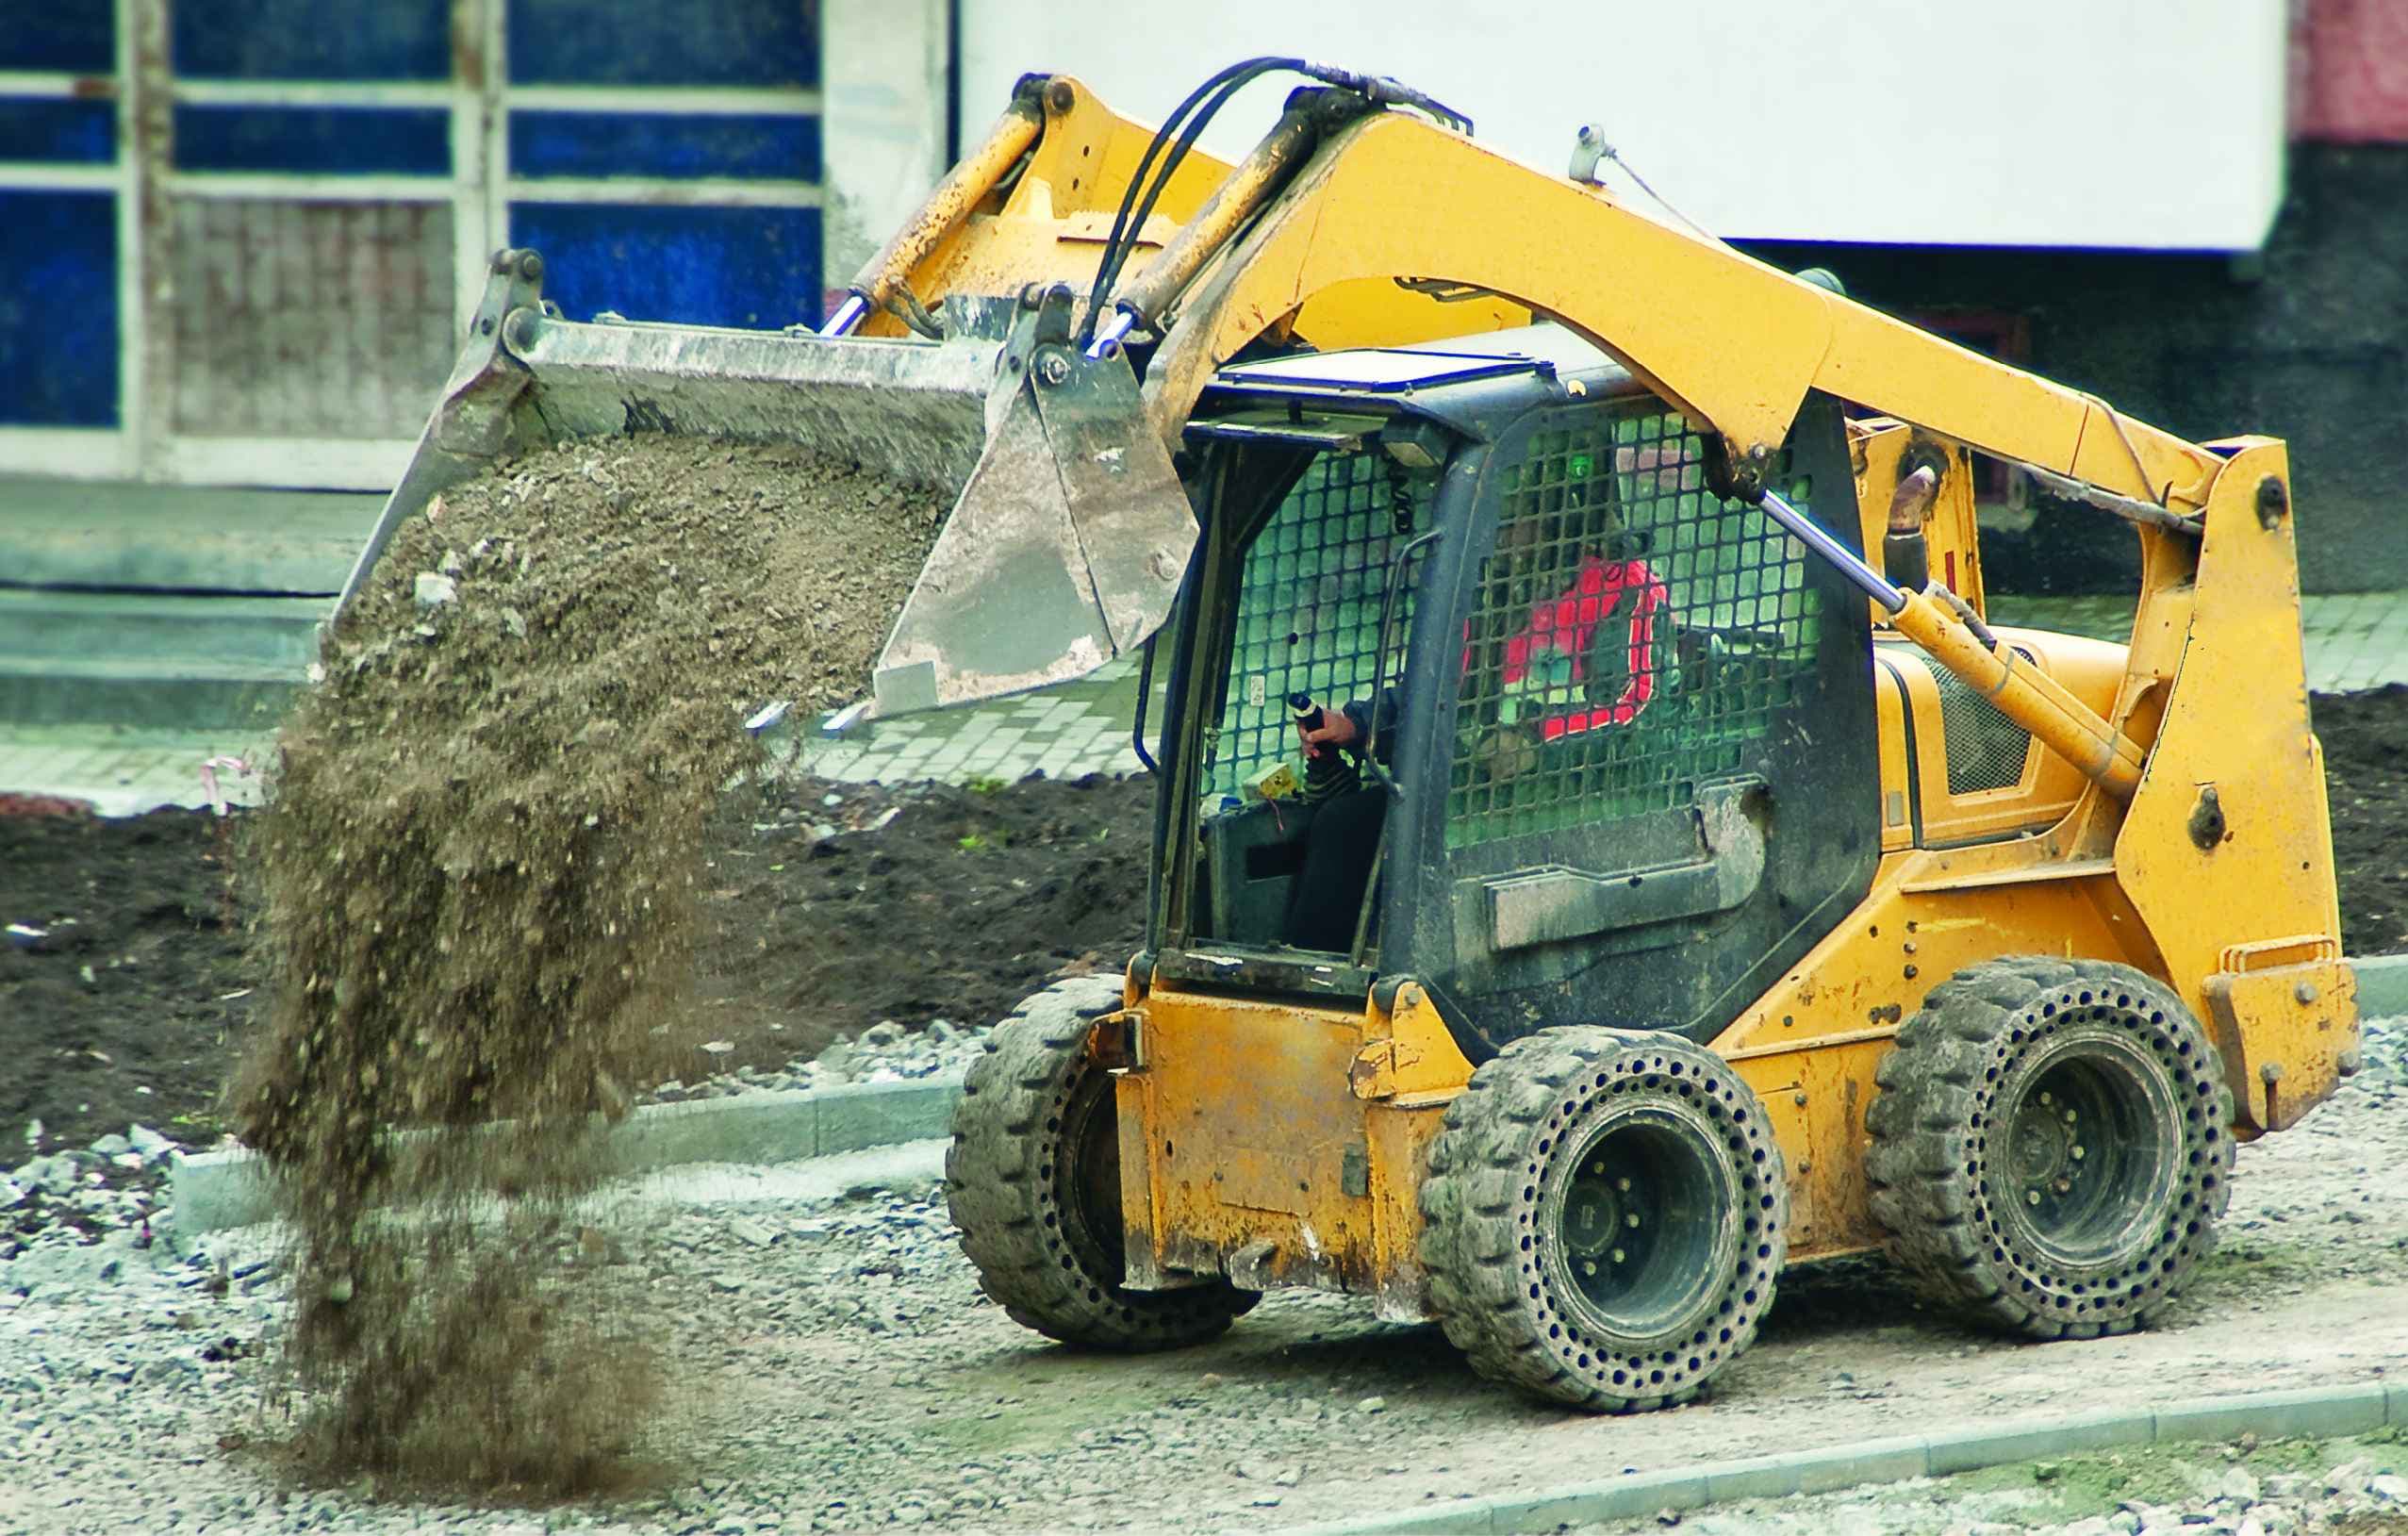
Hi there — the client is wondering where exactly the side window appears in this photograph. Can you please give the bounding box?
[1203,453,1419,801]
[1446,405,1822,847]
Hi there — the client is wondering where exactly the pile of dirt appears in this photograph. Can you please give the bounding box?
[687,771,1153,1067]
[229,435,941,1494]
[0,810,260,1150]
[2313,685,2408,953]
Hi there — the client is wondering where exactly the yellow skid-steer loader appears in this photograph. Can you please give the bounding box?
[357,60,2356,1410]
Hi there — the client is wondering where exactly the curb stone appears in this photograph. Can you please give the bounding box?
[169,1076,964,1235]
[2352,953,2408,1018]
[1268,1382,2401,1536]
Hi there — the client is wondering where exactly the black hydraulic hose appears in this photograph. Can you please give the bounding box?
[1130,632,1160,775]
[1083,60,1472,346]
[1086,58,1301,322]
[1083,56,1307,342]
[1088,70,1273,335]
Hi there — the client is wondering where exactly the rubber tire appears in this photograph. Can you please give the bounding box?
[945,976,1258,1350]
[1863,957,2235,1339]
[1418,1028,1788,1412]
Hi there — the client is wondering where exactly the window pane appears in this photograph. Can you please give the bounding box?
[173,0,450,80]
[173,106,450,175]
[0,6,111,74]
[507,202,821,330]
[0,99,114,163]
[0,190,117,427]
[510,110,820,181]
[508,0,816,88]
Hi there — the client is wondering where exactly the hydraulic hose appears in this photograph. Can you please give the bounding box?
[1083,60,1474,347]
[1083,57,1308,343]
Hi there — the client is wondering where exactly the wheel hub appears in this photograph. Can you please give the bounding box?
[1548,1110,1728,1338]
[2007,1088,2082,1196]
[1561,1161,1636,1263]
[1994,1034,2181,1269]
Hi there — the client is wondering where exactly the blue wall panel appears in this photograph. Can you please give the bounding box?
[0,99,115,162]
[173,105,451,174]
[173,0,450,80]
[508,0,816,88]
[0,6,110,73]
[508,203,820,330]
[510,110,820,181]
[0,191,117,427]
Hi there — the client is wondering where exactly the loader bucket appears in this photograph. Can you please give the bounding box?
[339,250,1196,715]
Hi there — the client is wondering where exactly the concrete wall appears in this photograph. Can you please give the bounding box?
[817,0,949,313]
[955,0,2288,251]
[1742,142,2408,596]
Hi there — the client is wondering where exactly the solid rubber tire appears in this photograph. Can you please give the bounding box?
[1862,956,2235,1339]
[945,976,1258,1350]
[1418,1027,1788,1412]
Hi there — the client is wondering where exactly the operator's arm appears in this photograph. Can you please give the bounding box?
[1339,688,1402,757]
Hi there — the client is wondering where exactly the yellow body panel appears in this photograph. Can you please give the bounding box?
[2110,441,2354,1131]
[1113,981,1468,1319]
[1881,628,2127,848]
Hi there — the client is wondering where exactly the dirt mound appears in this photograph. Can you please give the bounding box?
[2314,685,2408,953]
[230,436,939,1493]
[689,772,1152,1065]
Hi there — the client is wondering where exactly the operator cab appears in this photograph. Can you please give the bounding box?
[1146,325,1883,1055]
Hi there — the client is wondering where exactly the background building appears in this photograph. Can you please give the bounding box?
[5,0,2402,589]
[1,0,824,490]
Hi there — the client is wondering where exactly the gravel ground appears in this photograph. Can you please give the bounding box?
[4,1020,2405,1535]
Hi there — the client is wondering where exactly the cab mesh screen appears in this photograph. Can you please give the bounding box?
[1446,407,1823,848]
[1933,652,2037,794]
[1204,453,1419,801]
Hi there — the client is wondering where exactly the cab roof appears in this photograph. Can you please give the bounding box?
[1194,323,1649,445]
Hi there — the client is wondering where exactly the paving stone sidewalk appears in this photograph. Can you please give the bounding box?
[3,593,2402,816]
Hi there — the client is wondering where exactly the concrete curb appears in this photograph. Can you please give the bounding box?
[169,1076,964,1235]
[1272,1382,2408,1535]
[2352,954,2408,1018]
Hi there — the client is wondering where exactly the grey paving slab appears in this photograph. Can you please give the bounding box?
[0,726,270,815]
[2152,1382,2387,1444]
[1992,591,2408,693]
[8,592,2403,812]
[1925,1407,2151,1475]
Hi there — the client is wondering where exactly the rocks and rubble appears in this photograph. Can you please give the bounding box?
[648,1014,990,1104]
[5,1122,187,1265]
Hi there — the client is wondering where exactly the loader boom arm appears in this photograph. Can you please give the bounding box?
[1138,109,2225,514]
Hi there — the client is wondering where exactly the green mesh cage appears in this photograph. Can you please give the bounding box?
[1204,454,1418,801]
[1445,406,1822,848]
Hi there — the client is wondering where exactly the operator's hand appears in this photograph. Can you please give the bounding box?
[1296,702,1361,758]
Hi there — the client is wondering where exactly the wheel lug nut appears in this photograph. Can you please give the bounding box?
[2054,1178,2073,1195]
[1625,1212,1640,1228]
[1590,1161,1606,1177]
[1616,1177,1632,1193]
[2064,1109,2077,1124]
[1581,1260,1598,1277]
[2038,1092,2053,1106]
[1610,1247,1625,1264]
[2070,1145,2086,1161]
[2027,1189,2042,1206]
